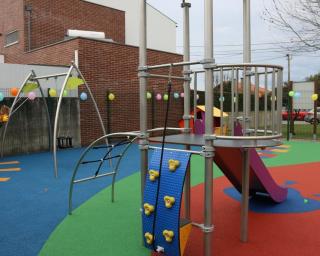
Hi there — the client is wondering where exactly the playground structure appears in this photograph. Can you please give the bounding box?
[137,0,285,255]
[0,63,106,177]
[66,1,285,255]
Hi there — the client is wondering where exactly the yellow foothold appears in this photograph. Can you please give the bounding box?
[163,230,174,243]
[164,196,175,208]
[168,159,180,172]
[143,203,155,216]
[149,170,159,182]
[144,232,154,245]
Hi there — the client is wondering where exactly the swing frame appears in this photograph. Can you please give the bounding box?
[1,63,107,178]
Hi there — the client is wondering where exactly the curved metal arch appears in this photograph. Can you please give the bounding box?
[53,64,107,178]
[1,72,52,157]
[68,132,139,214]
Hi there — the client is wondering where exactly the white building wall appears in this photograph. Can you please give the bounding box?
[84,0,177,53]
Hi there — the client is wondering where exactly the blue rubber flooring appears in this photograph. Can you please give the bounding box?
[0,144,141,256]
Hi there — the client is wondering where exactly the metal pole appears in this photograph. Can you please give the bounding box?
[287,54,293,139]
[254,67,259,136]
[146,60,201,70]
[240,148,250,242]
[313,81,318,140]
[139,0,148,203]
[271,69,276,134]
[231,68,235,135]
[235,69,239,117]
[182,0,192,220]
[203,0,214,255]
[220,68,224,135]
[194,72,198,121]
[53,66,74,178]
[32,72,69,80]
[243,0,251,131]
[264,68,268,136]
[277,70,283,135]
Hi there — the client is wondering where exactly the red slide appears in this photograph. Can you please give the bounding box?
[213,123,288,203]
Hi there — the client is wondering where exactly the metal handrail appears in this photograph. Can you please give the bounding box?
[68,133,138,215]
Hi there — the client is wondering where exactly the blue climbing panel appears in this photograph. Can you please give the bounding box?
[142,148,191,256]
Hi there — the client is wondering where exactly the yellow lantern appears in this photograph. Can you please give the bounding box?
[108,93,115,101]
[311,94,318,101]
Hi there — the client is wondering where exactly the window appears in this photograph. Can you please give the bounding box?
[5,30,19,47]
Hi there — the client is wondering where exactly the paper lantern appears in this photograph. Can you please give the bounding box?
[80,92,88,101]
[22,82,38,93]
[219,96,225,102]
[10,87,19,97]
[66,77,84,90]
[173,92,179,99]
[49,89,57,97]
[288,91,295,97]
[0,92,4,102]
[294,92,301,98]
[156,93,162,101]
[197,94,200,100]
[163,94,169,101]
[108,93,115,101]
[27,92,36,101]
[147,92,152,100]
[311,94,318,101]
[180,92,185,98]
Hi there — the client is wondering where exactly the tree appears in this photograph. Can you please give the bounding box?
[263,0,320,52]
[306,71,320,82]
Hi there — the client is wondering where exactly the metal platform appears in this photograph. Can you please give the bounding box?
[149,134,282,148]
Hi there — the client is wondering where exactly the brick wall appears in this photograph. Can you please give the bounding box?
[78,39,184,145]
[0,0,25,57]
[24,0,125,50]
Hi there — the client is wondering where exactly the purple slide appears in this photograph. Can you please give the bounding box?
[213,122,288,203]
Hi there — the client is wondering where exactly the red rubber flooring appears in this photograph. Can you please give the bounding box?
[153,162,320,256]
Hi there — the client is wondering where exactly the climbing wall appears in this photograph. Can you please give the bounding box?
[142,148,191,256]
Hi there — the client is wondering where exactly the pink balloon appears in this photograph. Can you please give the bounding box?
[156,93,162,101]
[28,92,36,101]
[180,92,185,98]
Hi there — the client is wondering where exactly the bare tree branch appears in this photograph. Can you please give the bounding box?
[263,0,320,51]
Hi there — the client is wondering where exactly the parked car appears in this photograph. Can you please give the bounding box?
[282,109,309,121]
[304,107,320,124]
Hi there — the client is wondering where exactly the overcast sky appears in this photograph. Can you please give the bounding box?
[147,0,320,85]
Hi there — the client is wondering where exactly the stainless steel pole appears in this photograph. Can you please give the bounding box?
[271,69,276,134]
[139,0,148,202]
[231,68,235,135]
[182,0,192,220]
[203,0,214,255]
[243,0,251,131]
[254,67,259,136]
[194,72,198,121]
[53,66,74,178]
[241,148,250,242]
[242,0,251,243]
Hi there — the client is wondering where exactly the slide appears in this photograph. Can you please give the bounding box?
[214,122,288,203]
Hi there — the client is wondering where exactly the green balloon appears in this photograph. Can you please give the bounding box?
[147,92,152,99]
[288,91,295,97]
[163,94,169,101]
[63,90,68,97]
